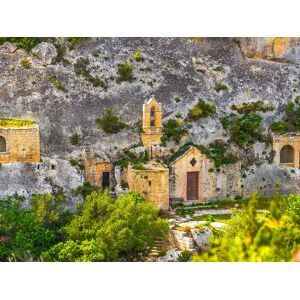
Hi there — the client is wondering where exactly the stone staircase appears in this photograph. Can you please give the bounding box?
[145,237,164,262]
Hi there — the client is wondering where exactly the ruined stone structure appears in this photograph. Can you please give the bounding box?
[0,123,40,164]
[85,155,112,188]
[127,162,169,210]
[272,133,300,168]
[169,146,241,202]
[141,96,162,150]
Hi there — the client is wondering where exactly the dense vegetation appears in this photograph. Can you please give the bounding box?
[96,108,128,134]
[0,190,168,262]
[117,61,134,82]
[270,97,300,134]
[162,119,188,144]
[221,101,275,147]
[193,192,300,262]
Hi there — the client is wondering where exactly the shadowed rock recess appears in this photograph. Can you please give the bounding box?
[1,37,300,202]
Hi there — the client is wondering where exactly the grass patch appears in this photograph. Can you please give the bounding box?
[48,75,67,92]
[0,118,35,128]
[214,80,228,92]
[21,59,31,69]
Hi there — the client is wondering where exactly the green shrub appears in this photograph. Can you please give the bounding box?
[70,133,80,146]
[0,195,55,261]
[178,250,191,262]
[67,37,86,50]
[193,193,300,262]
[186,99,216,121]
[132,163,146,170]
[117,61,134,82]
[21,59,31,69]
[270,121,293,134]
[174,96,181,103]
[69,159,84,171]
[48,75,67,92]
[213,66,224,72]
[96,108,128,134]
[214,80,227,92]
[133,49,145,62]
[162,119,188,144]
[231,101,274,114]
[221,113,263,147]
[0,37,52,52]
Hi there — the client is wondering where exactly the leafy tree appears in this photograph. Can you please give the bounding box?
[0,195,54,261]
[43,191,168,262]
[96,108,128,134]
[193,193,300,262]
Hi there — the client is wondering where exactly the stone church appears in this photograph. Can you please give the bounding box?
[125,96,241,209]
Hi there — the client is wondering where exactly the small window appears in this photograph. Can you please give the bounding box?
[51,165,56,170]
[149,181,152,186]
[0,136,6,153]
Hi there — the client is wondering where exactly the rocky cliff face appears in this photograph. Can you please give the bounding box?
[1,37,300,199]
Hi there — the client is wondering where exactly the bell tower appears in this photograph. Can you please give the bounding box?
[141,96,163,147]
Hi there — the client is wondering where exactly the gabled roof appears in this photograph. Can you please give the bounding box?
[146,96,158,105]
[169,145,203,165]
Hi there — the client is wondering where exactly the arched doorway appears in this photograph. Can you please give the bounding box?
[280,145,294,164]
[0,136,6,152]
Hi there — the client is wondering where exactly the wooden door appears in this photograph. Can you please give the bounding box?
[187,171,199,200]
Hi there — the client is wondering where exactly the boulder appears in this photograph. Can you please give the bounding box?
[157,248,181,262]
[32,42,58,64]
[191,227,213,251]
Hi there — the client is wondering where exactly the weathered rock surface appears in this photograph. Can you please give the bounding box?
[32,42,58,65]
[0,156,83,205]
[238,37,300,64]
[157,248,182,262]
[1,37,300,198]
[191,227,213,251]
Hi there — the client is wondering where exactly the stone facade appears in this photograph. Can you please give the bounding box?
[170,146,241,202]
[141,96,163,148]
[127,162,169,210]
[272,133,300,168]
[0,124,40,164]
[85,156,112,188]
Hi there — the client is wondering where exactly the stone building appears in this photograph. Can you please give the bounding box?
[141,96,163,152]
[127,162,169,210]
[0,122,40,164]
[272,133,300,168]
[169,146,241,202]
[85,153,112,189]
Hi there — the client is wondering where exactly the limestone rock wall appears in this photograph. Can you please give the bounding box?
[1,37,300,198]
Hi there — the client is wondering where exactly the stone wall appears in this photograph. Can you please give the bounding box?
[272,133,300,168]
[170,146,241,201]
[127,162,169,210]
[85,156,112,187]
[0,124,40,163]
